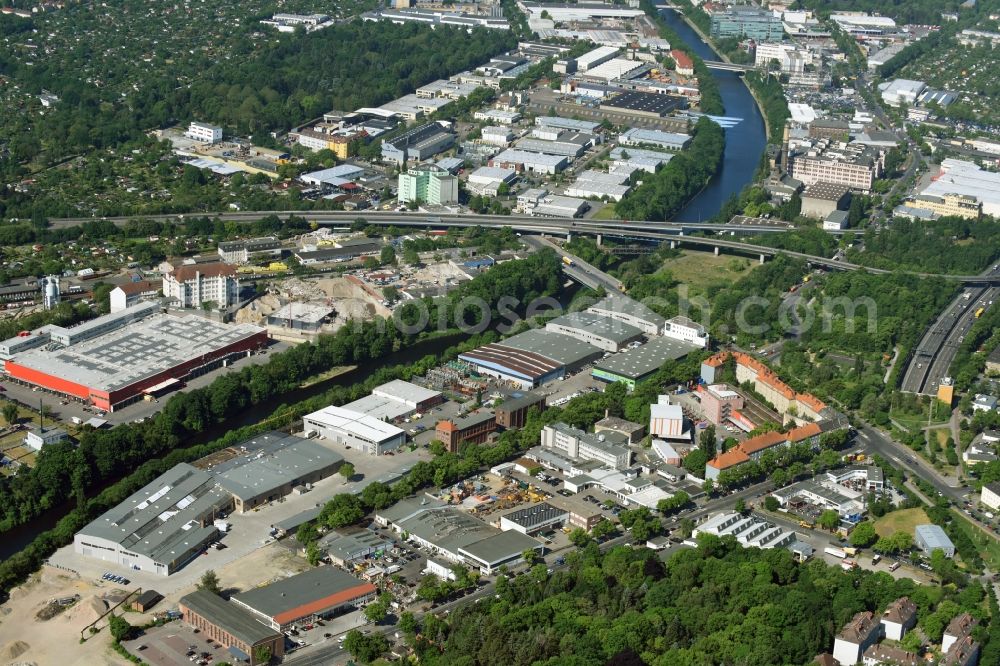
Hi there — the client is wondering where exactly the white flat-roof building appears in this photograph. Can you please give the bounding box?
[480,126,515,146]
[303,405,407,455]
[878,79,926,107]
[536,116,600,133]
[565,169,632,202]
[299,164,365,187]
[474,109,521,124]
[584,58,644,82]
[186,122,223,144]
[587,294,665,336]
[664,316,709,347]
[575,45,620,71]
[919,159,1000,217]
[530,195,588,218]
[541,422,632,470]
[619,127,691,152]
[491,149,567,175]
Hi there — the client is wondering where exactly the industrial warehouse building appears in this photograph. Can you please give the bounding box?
[73,434,347,573]
[591,337,699,389]
[179,590,284,665]
[914,524,956,558]
[1,302,267,412]
[317,530,394,567]
[377,497,543,574]
[212,432,344,513]
[599,91,687,118]
[231,567,378,631]
[381,122,455,164]
[499,502,569,534]
[545,311,644,352]
[458,328,603,388]
[586,294,665,336]
[74,463,232,576]
[266,302,335,333]
[303,404,407,455]
[346,379,443,420]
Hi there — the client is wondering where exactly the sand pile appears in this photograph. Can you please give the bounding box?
[63,596,106,625]
[3,640,29,659]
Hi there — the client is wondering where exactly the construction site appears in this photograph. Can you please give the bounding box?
[235,276,392,342]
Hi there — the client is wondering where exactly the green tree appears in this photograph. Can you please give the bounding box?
[568,527,591,547]
[1,402,17,426]
[763,496,780,512]
[380,245,396,266]
[592,518,615,540]
[818,510,840,532]
[735,498,746,514]
[382,286,399,303]
[252,645,272,664]
[398,611,418,636]
[108,614,132,642]
[522,548,538,564]
[339,462,355,482]
[849,521,877,548]
[305,541,323,566]
[364,600,387,624]
[197,569,221,595]
[342,629,389,664]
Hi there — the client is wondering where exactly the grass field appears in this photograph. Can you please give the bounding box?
[662,250,757,293]
[949,510,1000,570]
[590,204,618,220]
[874,508,931,538]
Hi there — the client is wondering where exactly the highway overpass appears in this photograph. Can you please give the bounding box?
[39,209,994,283]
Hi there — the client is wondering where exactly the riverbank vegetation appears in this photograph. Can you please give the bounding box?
[640,0,724,115]
[615,117,725,220]
[0,252,566,599]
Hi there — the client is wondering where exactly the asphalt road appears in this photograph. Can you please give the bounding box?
[901,268,1000,394]
[521,234,623,293]
[854,423,968,503]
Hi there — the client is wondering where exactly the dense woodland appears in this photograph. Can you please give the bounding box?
[848,217,1000,275]
[379,538,995,666]
[0,17,514,177]
[615,117,725,221]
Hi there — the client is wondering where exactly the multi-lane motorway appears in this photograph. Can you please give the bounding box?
[901,267,1000,394]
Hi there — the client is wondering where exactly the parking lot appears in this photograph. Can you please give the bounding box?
[122,623,254,666]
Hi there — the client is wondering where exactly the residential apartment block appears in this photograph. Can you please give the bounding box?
[163,262,239,309]
[397,164,459,205]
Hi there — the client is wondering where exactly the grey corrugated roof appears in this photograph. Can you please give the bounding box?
[547,311,643,344]
[214,436,343,502]
[594,337,698,379]
[458,530,541,565]
[77,463,230,563]
[499,328,604,367]
[588,294,666,327]
[180,590,280,645]
[232,567,374,619]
